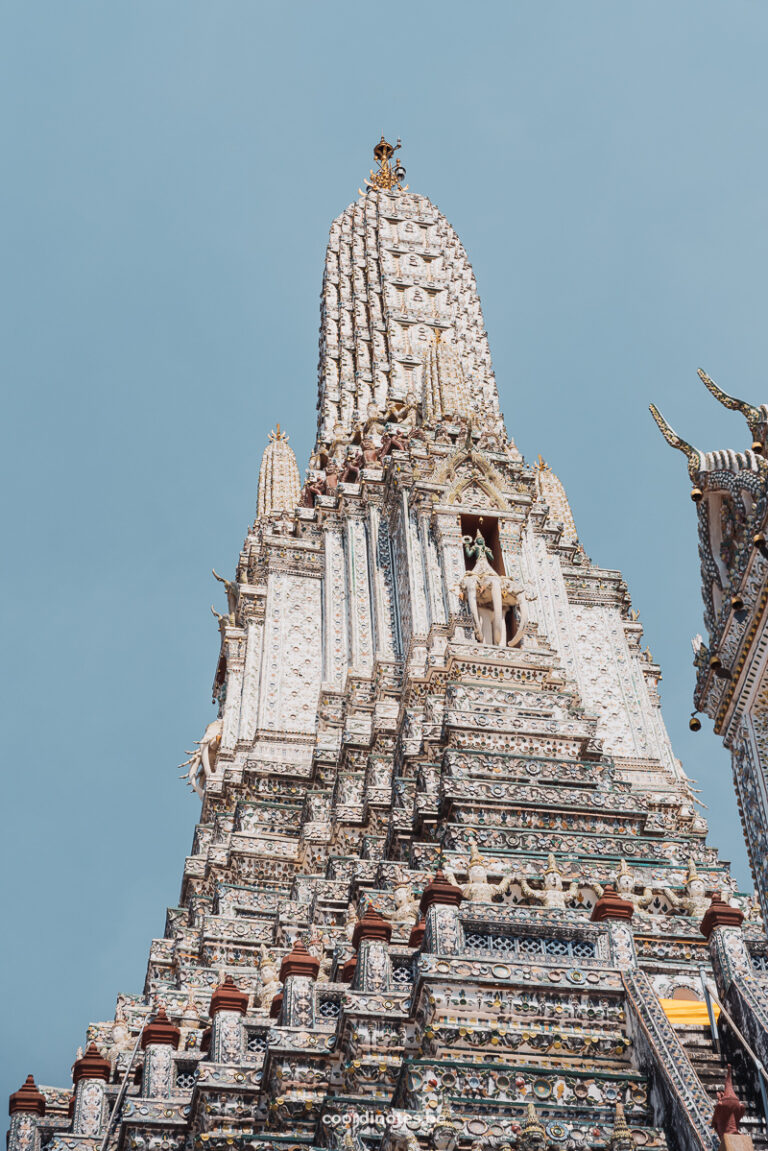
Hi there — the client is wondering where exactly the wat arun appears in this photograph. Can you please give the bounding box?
[10,140,768,1151]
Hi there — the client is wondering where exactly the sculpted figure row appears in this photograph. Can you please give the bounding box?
[388,844,728,919]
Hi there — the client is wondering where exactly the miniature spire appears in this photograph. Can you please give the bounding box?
[518,1102,547,1150]
[535,457,579,546]
[8,1076,46,1117]
[72,1043,111,1084]
[257,426,301,518]
[608,1101,634,1151]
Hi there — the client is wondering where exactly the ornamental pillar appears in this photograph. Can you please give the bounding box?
[8,1075,45,1151]
[71,1044,110,1137]
[352,907,392,992]
[140,1008,180,1098]
[420,871,464,956]
[209,975,248,1063]
[701,893,768,1118]
[591,886,637,968]
[701,892,749,999]
[278,941,320,1027]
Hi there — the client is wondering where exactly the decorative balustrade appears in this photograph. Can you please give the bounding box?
[463,928,597,961]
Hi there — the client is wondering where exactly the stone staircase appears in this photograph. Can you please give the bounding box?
[675,1023,768,1149]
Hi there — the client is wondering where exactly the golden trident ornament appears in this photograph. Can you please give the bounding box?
[359,136,409,195]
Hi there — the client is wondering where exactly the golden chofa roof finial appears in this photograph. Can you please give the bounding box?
[360,136,408,194]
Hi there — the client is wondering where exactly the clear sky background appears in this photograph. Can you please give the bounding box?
[2,0,767,1109]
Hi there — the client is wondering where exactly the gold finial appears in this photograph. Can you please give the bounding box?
[268,424,289,443]
[361,136,408,194]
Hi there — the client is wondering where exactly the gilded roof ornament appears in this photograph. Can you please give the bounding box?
[360,136,408,194]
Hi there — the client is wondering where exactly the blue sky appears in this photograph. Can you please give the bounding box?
[2,0,768,1108]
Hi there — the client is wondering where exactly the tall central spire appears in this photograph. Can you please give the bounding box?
[315,140,503,459]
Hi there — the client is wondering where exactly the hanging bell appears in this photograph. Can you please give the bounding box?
[753,442,764,454]
[731,594,745,612]
[689,713,701,732]
[690,487,704,503]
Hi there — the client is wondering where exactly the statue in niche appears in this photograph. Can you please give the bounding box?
[663,858,713,919]
[459,524,527,649]
[179,718,223,798]
[444,840,514,904]
[256,946,282,1010]
[517,855,580,911]
[386,869,421,924]
[344,903,358,942]
[305,925,333,981]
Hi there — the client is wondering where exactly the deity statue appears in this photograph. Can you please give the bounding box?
[663,858,712,919]
[384,390,420,432]
[180,987,199,1027]
[305,925,332,981]
[344,903,358,942]
[379,428,409,456]
[518,855,580,911]
[111,1002,132,1051]
[386,869,421,924]
[340,450,362,484]
[300,472,327,507]
[324,462,340,494]
[745,892,764,923]
[256,946,282,1011]
[327,421,349,464]
[459,525,528,649]
[357,403,386,442]
[360,438,379,466]
[444,840,513,903]
[596,860,654,912]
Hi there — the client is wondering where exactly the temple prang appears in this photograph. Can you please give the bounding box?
[11,139,768,1151]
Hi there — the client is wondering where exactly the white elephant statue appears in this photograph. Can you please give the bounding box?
[179,718,223,797]
[460,529,527,648]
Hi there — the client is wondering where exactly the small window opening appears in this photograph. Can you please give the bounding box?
[460,514,505,575]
